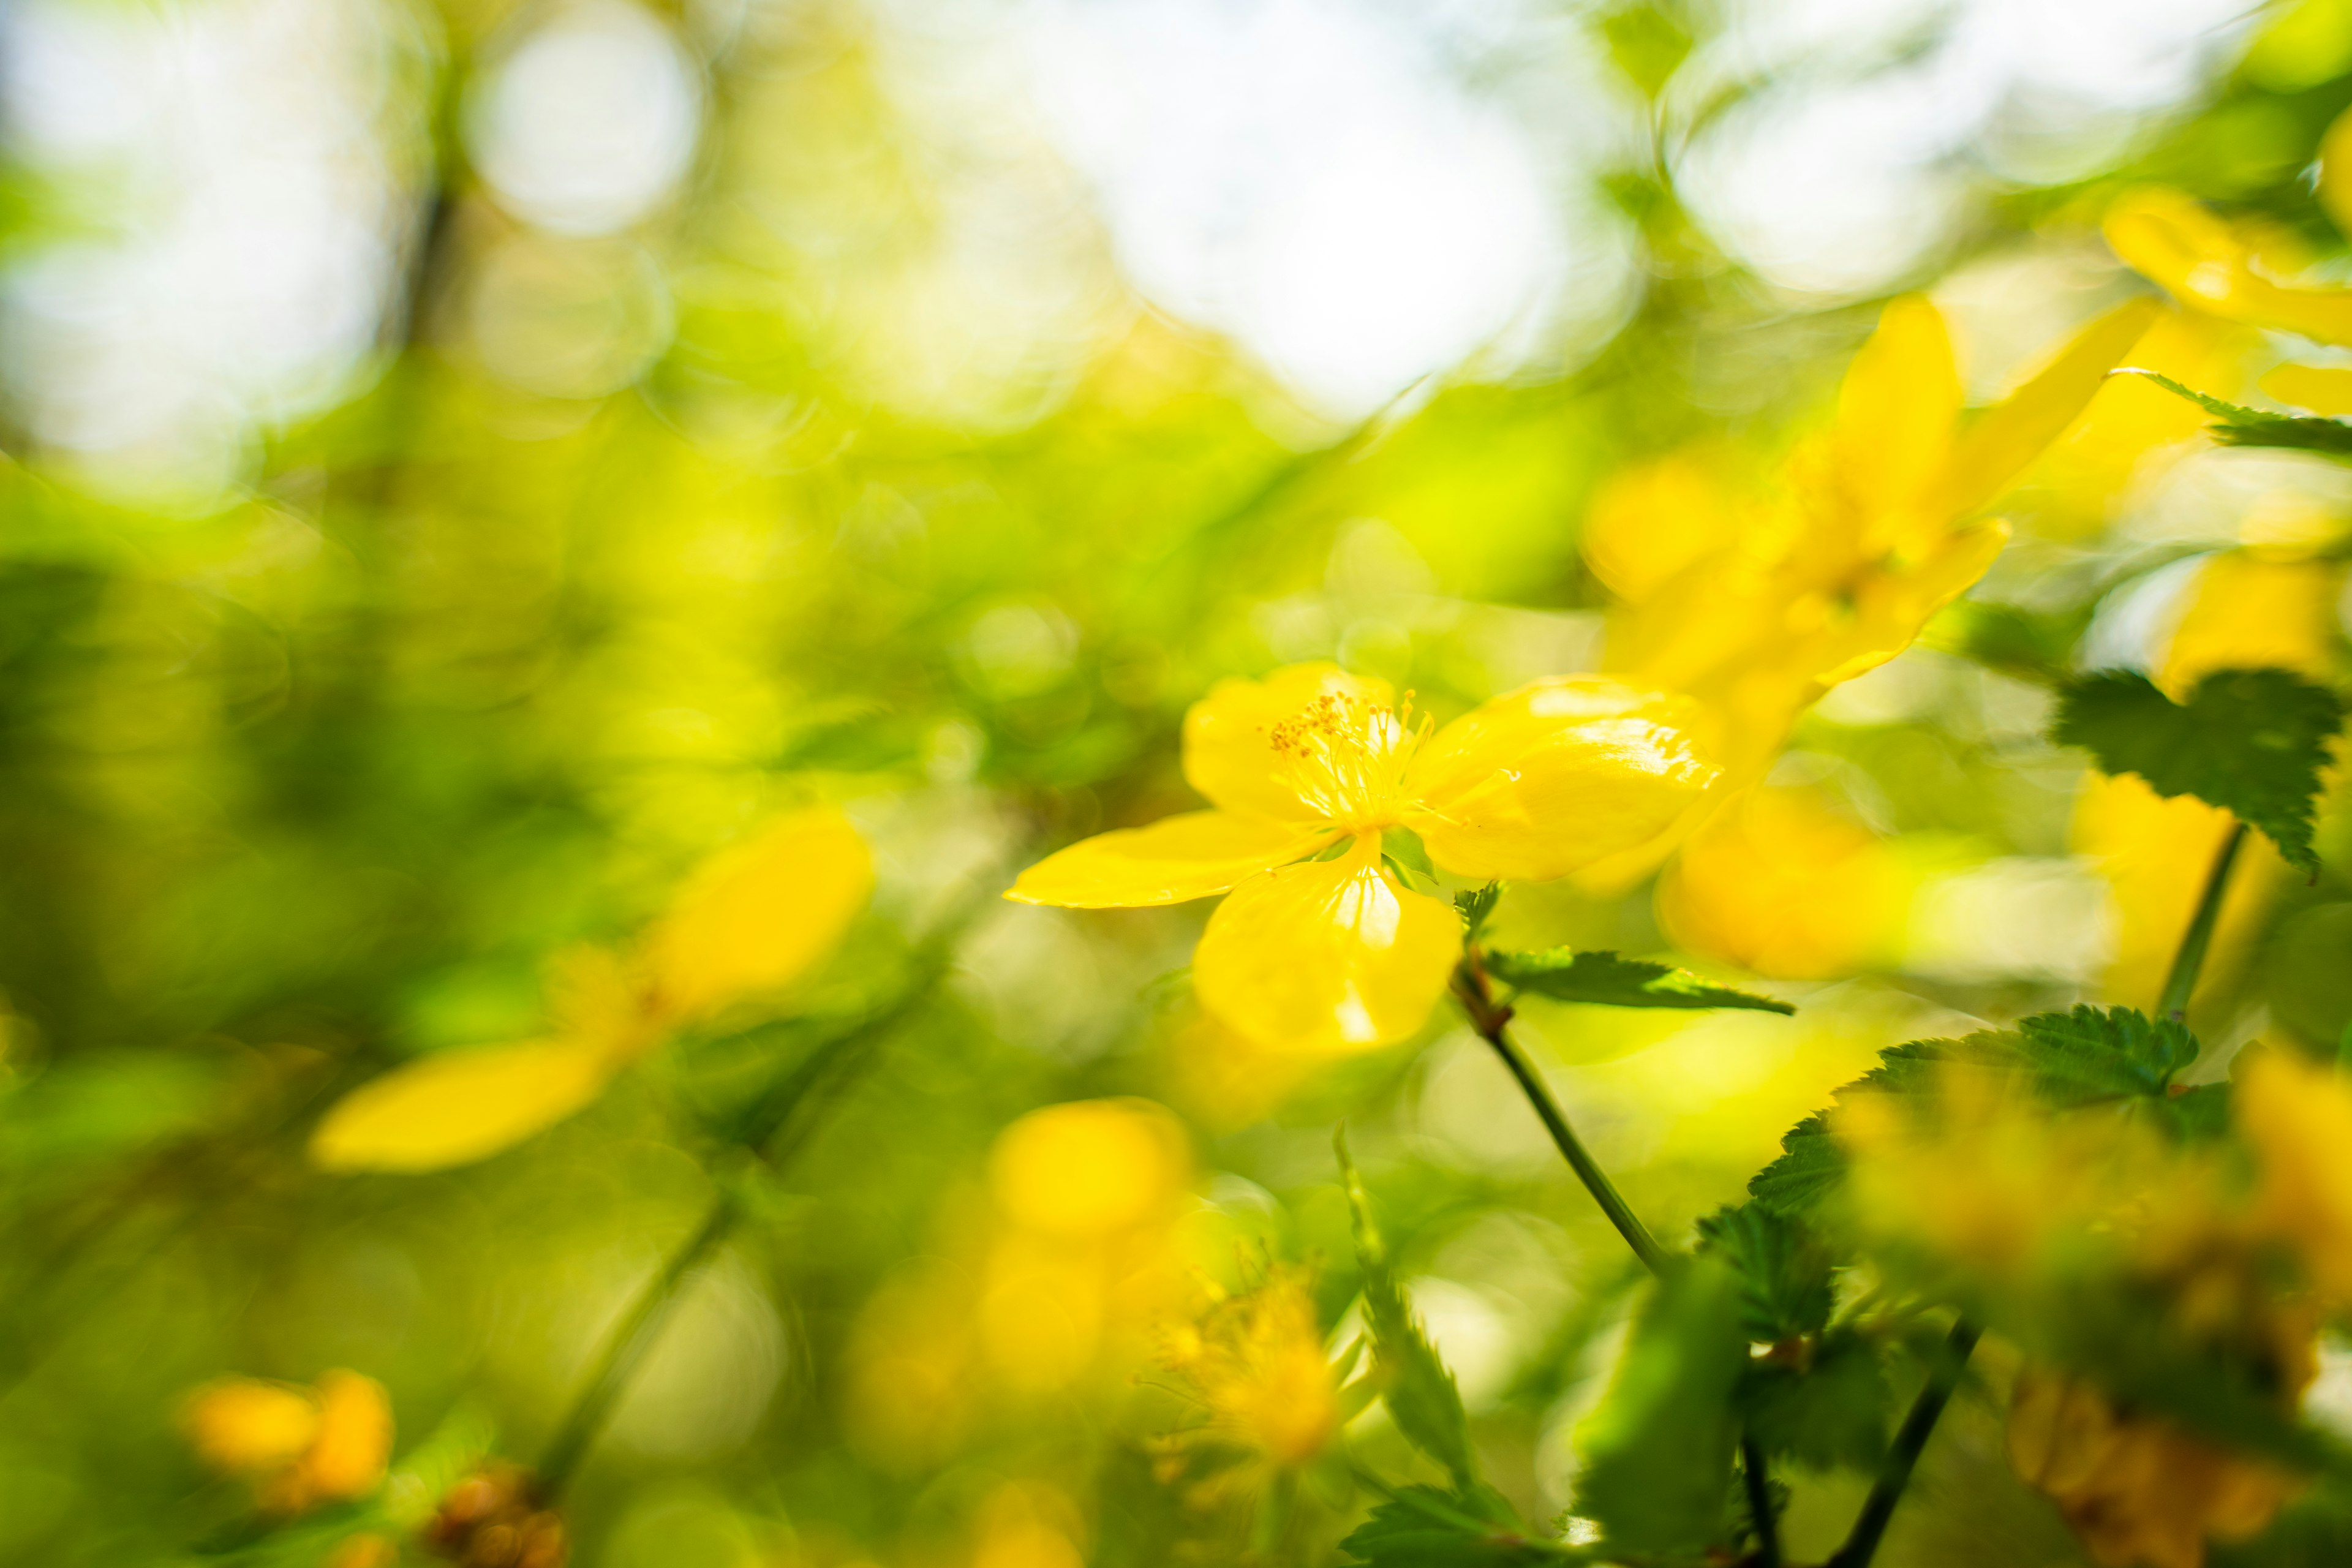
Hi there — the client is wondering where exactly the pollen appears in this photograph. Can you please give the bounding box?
[1263,690,1431,829]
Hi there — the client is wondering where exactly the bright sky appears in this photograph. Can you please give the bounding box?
[0,0,2262,493]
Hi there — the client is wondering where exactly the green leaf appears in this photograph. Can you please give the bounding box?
[1453,882,1501,938]
[1338,1484,1555,1567]
[1921,597,2091,686]
[1485,949,1793,1014]
[2122,370,2352,456]
[1571,1256,1747,1556]
[1749,1008,2205,1215]
[1696,1204,1833,1343]
[1337,1131,1480,1490]
[1738,1329,1890,1472]
[1599,3,1693,98]
[2054,666,2344,874]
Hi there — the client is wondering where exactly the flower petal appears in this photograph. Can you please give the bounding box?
[1008,810,1336,908]
[309,1039,617,1172]
[645,805,873,1025]
[2105,187,2352,346]
[1404,677,1721,882]
[1193,837,1458,1053]
[1932,296,2160,520]
[1835,296,1961,520]
[1182,662,1390,824]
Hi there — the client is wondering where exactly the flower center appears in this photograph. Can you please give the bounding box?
[1264,690,1430,831]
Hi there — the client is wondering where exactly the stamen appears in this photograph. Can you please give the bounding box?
[1261,687,1431,829]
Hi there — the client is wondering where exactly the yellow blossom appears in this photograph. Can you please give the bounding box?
[1152,1260,1345,1523]
[311,806,872,1172]
[2235,1049,2352,1305]
[2008,1360,2311,1568]
[1595,296,2155,778]
[2105,187,2352,346]
[1654,785,1907,979]
[183,1368,393,1515]
[1008,663,1718,1051]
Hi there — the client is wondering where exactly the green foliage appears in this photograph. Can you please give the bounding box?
[1483,949,1793,1014]
[2125,370,2352,454]
[1570,1256,1747,1556]
[2055,667,2345,874]
[1697,1203,1832,1343]
[1751,1007,2210,1215]
[1338,1485,1558,1567]
[1337,1133,1479,1492]
[1453,883,1502,938]
[1740,1329,1890,1472]
[1922,597,2090,685]
[1600,3,1694,98]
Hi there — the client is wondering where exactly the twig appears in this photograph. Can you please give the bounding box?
[1825,1319,1982,1568]
[2156,821,2247,1023]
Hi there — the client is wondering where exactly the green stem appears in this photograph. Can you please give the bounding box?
[534,1189,741,1498]
[533,957,948,1498]
[1740,1435,1781,1568]
[1826,1319,1982,1568]
[1456,961,1666,1275]
[2156,821,2248,1022]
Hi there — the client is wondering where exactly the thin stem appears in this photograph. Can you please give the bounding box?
[1826,1319,1982,1568]
[1455,961,1665,1275]
[2156,821,2248,1022]
[532,956,948,1497]
[1740,1435,1781,1568]
[534,1189,740,1499]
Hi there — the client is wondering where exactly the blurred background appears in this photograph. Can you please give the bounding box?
[3,0,2351,1563]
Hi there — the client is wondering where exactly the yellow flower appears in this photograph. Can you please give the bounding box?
[1594,295,2157,785]
[312,805,872,1172]
[1154,1264,1341,1499]
[2105,187,2352,347]
[1008,663,1718,1051]
[1653,785,1907,980]
[2236,1049,2352,1305]
[183,1368,393,1515]
[2008,1360,2311,1568]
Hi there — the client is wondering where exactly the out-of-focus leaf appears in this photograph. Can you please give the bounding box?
[1337,1132,1479,1491]
[2054,667,2343,874]
[1338,1483,1553,1566]
[1,1049,241,1168]
[1600,4,1692,98]
[1696,1203,1833,1343]
[1750,1008,2205,1214]
[1921,597,2090,685]
[1453,882,1501,937]
[644,805,874,1025]
[1571,1255,1747,1556]
[309,1039,616,1172]
[1485,949,1793,1014]
[2123,369,2352,454]
[1738,1329,1889,1471]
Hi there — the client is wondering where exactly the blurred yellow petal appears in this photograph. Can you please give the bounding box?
[1656,786,1909,979]
[1933,296,2160,519]
[2073,771,2284,1014]
[989,1098,1190,1237]
[1582,450,1743,604]
[1006,811,1335,908]
[183,1379,320,1475]
[2239,1049,2352,1302]
[309,1039,617,1172]
[1182,663,1389,824]
[292,1371,392,1502]
[1404,677,1721,882]
[645,805,873,1025]
[1193,835,1458,1052]
[1836,295,1961,519]
[2161,550,2344,697]
[1810,519,2010,688]
[2261,362,2352,415]
[543,943,660,1060]
[2106,187,2352,345]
